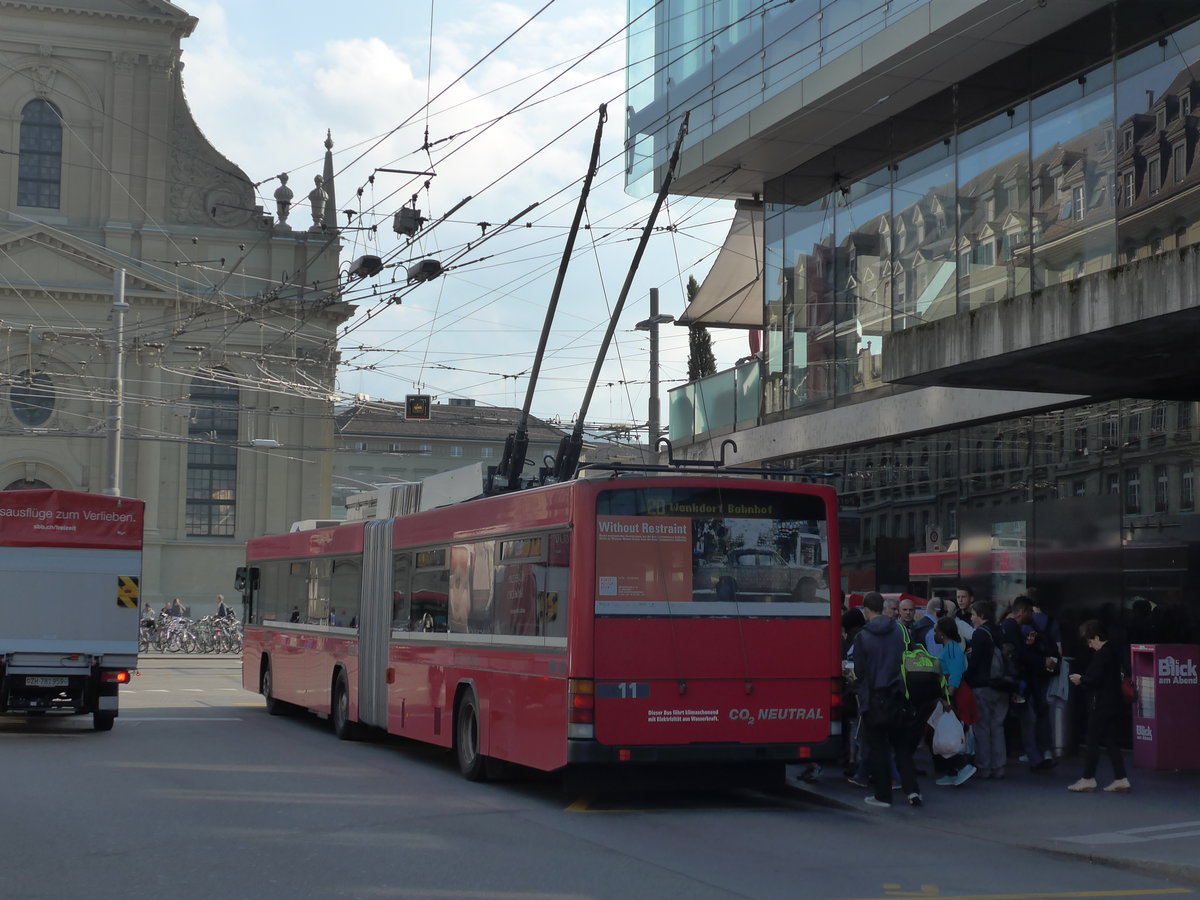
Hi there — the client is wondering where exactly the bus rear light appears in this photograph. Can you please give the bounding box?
[797,746,811,759]
[568,679,594,725]
[101,670,130,684]
[618,749,631,762]
[386,668,396,684]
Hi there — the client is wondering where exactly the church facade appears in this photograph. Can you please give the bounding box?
[0,1,352,610]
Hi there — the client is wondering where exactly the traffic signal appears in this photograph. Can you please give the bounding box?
[405,394,431,420]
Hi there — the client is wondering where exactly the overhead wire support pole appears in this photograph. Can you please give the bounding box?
[105,268,128,497]
[492,103,608,493]
[550,111,690,483]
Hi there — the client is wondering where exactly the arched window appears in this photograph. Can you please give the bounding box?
[10,370,55,426]
[186,374,239,537]
[4,478,52,491]
[18,99,62,208]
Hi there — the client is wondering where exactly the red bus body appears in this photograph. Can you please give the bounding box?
[241,475,842,774]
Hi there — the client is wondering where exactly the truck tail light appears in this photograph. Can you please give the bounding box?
[568,678,594,725]
[101,671,130,684]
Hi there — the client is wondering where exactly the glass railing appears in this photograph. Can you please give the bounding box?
[668,358,761,441]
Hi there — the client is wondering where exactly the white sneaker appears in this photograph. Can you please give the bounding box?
[1067,777,1097,792]
[1104,778,1131,793]
[864,796,891,808]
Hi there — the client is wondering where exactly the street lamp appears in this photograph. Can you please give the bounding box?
[635,287,675,448]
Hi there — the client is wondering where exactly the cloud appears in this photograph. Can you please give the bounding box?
[179,1,735,424]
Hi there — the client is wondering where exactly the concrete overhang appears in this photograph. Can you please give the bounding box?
[670,0,1101,200]
[883,247,1200,401]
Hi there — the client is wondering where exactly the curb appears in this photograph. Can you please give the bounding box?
[1036,844,1200,889]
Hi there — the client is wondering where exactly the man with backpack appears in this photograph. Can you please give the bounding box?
[965,598,1015,779]
[852,591,923,808]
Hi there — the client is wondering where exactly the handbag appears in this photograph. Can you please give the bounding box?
[867,683,915,728]
[953,680,978,728]
[1121,673,1135,704]
[932,708,967,757]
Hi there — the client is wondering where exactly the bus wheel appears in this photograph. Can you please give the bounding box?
[332,671,359,741]
[93,711,115,731]
[262,663,287,716]
[716,577,737,603]
[455,689,487,781]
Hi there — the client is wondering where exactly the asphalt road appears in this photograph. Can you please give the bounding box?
[0,659,1194,900]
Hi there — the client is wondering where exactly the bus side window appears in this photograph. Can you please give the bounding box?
[392,552,411,629]
[411,549,449,632]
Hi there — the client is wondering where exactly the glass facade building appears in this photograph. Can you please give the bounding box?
[645,5,1200,656]
[765,20,1200,415]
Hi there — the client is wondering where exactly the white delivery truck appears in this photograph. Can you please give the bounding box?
[0,489,144,731]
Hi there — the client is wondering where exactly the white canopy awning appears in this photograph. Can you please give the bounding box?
[678,199,763,329]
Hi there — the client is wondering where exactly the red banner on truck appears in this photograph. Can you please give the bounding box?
[0,490,144,550]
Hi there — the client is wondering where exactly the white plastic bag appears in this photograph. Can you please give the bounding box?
[932,709,966,758]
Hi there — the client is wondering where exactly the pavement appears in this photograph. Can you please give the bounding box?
[787,750,1200,886]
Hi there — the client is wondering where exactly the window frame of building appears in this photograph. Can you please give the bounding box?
[1151,402,1167,433]
[1103,416,1119,450]
[449,446,463,458]
[1155,464,1169,512]
[1148,157,1161,195]
[1182,463,1195,511]
[185,374,239,537]
[1123,170,1135,206]
[17,99,63,209]
[1072,184,1086,221]
[9,370,55,427]
[1124,467,1141,515]
[1174,143,1187,182]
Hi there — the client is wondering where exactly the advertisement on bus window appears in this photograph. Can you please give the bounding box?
[595,492,829,614]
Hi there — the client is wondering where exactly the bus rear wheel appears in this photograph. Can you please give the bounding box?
[332,671,359,741]
[455,689,487,781]
[262,663,288,716]
[93,711,115,731]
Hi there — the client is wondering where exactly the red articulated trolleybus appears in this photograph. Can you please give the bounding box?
[238,470,843,780]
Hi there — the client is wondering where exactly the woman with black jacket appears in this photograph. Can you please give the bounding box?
[1067,619,1131,793]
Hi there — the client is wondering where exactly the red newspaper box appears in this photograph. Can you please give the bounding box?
[1130,644,1200,770]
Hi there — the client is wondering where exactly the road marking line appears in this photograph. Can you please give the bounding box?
[121,716,243,722]
[1059,820,1200,845]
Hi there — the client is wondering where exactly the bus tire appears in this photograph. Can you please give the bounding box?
[332,671,359,741]
[716,577,737,603]
[93,711,115,731]
[455,688,487,781]
[262,663,288,716]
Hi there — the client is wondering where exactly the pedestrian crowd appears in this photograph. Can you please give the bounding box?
[844,586,1130,809]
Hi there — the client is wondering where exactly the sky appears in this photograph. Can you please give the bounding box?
[178,0,748,433]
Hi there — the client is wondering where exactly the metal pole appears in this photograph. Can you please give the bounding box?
[648,287,660,446]
[105,269,128,496]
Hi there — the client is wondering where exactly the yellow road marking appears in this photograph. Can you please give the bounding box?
[843,889,1191,900]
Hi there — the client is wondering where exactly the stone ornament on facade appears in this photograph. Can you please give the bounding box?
[274,173,294,230]
[308,175,328,231]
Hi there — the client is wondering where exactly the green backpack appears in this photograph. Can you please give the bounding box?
[899,624,948,705]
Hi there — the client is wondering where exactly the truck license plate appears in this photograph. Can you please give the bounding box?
[25,676,68,687]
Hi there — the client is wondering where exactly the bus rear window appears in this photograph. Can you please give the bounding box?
[595,486,830,614]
